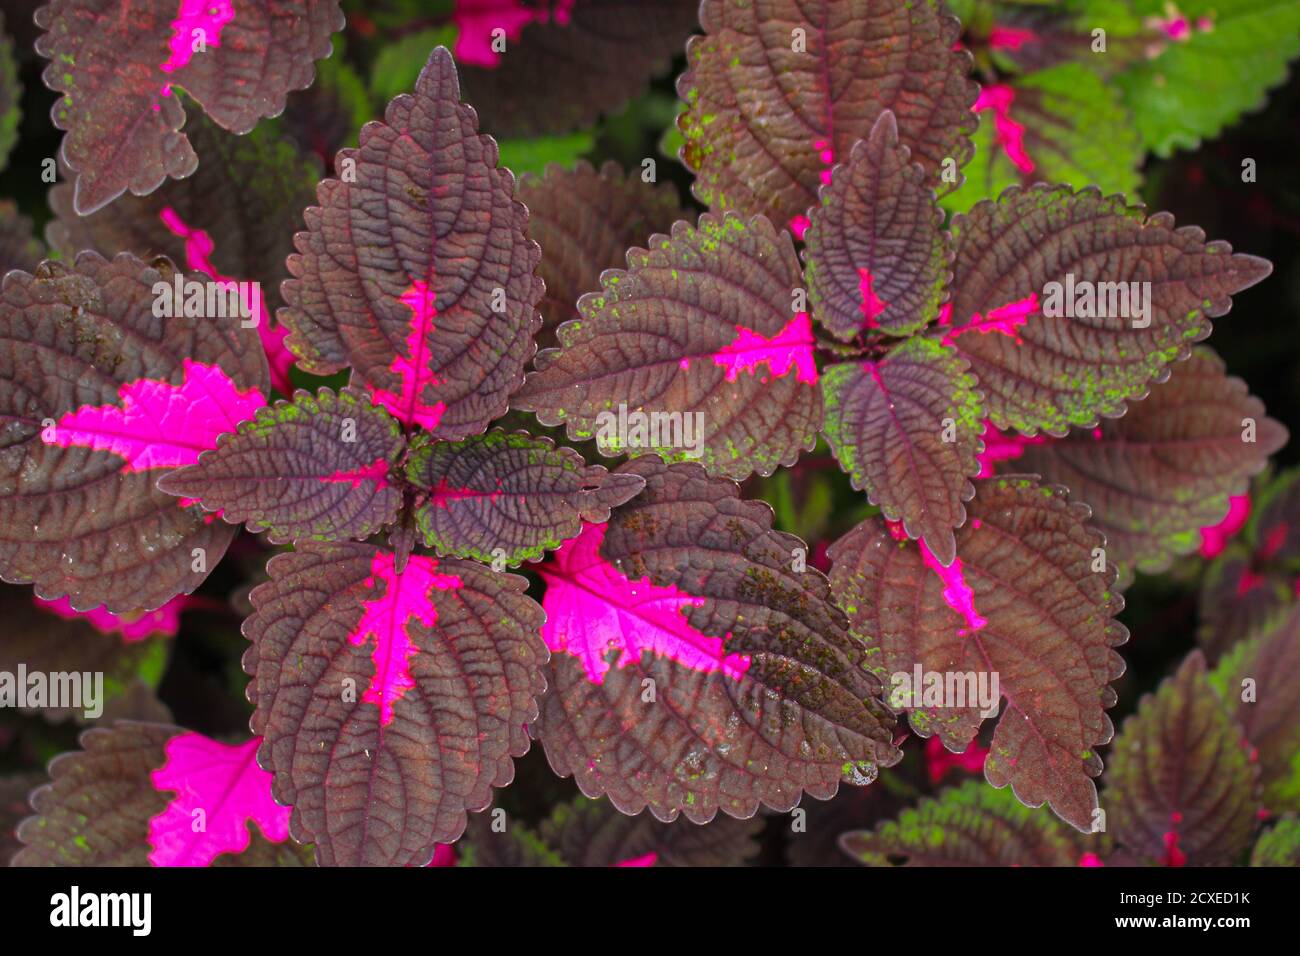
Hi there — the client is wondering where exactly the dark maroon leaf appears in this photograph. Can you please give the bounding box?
[828,475,1128,832]
[458,807,565,867]
[803,110,951,339]
[1210,606,1300,813]
[535,457,900,823]
[460,0,698,138]
[515,212,822,480]
[245,541,547,866]
[1106,651,1259,866]
[157,387,404,545]
[678,0,977,233]
[35,0,344,213]
[820,336,982,566]
[1016,349,1287,582]
[280,46,543,439]
[407,428,646,566]
[0,253,269,613]
[943,185,1272,436]
[0,199,44,275]
[1198,545,1292,664]
[281,41,371,167]
[840,780,1105,866]
[1248,467,1300,569]
[518,160,687,344]
[1,772,43,865]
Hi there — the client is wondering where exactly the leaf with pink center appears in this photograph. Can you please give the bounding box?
[1210,607,1300,813]
[828,475,1129,832]
[245,541,546,865]
[517,160,686,345]
[280,47,542,439]
[943,184,1272,436]
[536,457,900,823]
[1015,349,1286,585]
[13,722,314,866]
[157,387,404,545]
[34,0,343,214]
[1106,651,1260,865]
[678,0,977,232]
[407,429,646,566]
[147,732,291,866]
[460,0,699,137]
[840,779,1108,866]
[803,111,951,340]
[820,336,983,566]
[0,253,268,613]
[515,213,822,480]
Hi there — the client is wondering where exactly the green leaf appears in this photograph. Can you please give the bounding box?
[370,28,458,103]
[496,131,595,177]
[1251,815,1300,866]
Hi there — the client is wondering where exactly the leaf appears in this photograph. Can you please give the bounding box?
[157,387,404,545]
[1246,467,1300,568]
[1,773,43,865]
[13,722,310,866]
[515,212,822,480]
[678,0,978,233]
[943,64,1144,215]
[517,160,686,343]
[459,0,699,137]
[538,795,762,866]
[0,12,19,174]
[370,27,456,102]
[1251,815,1300,867]
[282,38,372,166]
[0,253,269,613]
[0,199,45,275]
[840,780,1104,866]
[1106,650,1260,865]
[280,46,543,439]
[147,731,291,866]
[1209,608,1300,812]
[803,111,951,339]
[245,542,547,866]
[828,474,1128,832]
[1016,349,1287,582]
[457,807,566,867]
[407,428,646,566]
[1197,545,1292,664]
[943,184,1272,436]
[820,336,982,566]
[0,583,170,723]
[535,457,900,824]
[34,0,344,214]
[1112,0,1300,156]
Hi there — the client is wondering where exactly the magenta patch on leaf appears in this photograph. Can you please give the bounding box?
[368,281,447,430]
[987,25,1039,50]
[160,207,295,393]
[537,521,751,684]
[148,732,290,867]
[1199,494,1251,558]
[350,550,463,726]
[976,420,1047,477]
[705,312,818,385]
[322,457,391,489]
[924,736,989,784]
[920,540,987,634]
[972,85,1034,174]
[452,0,574,67]
[789,215,811,240]
[34,594,190,642]
[1078,852,1104,867]
[424,479,505,509]
[941,293,1039,347]
[160,1,235,73]
[1258,521,1288,561]
[857,269,889,327]
[813,137,835,187]
[43,358,266,472]
[614,851,658,867]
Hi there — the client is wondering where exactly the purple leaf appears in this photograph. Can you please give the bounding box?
[1198,545,1292,665]
[518,160,687,345]
[943,185,1272,436]
[678,0,977,233]
[1106,651,1260,866]
[1016,349,1287,583]
[157,387,404,544]
[803,111,951,339]
[0,199,43,275]
[280,46,543,439]
[840,779,1106,866]
[535,457,900,823]
[245,542,547,865]
[820,336,982,566]
[35,0,344,214]
[460,0,699,137]
[828,475,1129,832]
[0,253,269,613]
[1,773,44,865]
[407,428,646,566]
[514,213,822,480]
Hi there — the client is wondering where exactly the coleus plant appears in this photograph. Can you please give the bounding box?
[1,0,1296,869]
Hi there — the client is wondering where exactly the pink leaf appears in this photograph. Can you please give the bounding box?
[148,732,291,867]
[33,594,191,642]
[1200,494,1251,558]
[707,312,818,385]
[972,84,1034,174]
